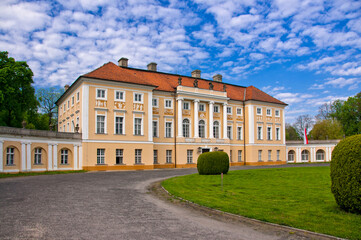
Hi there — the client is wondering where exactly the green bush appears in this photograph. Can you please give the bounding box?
[330,134,361,214]
[197,151,229,175]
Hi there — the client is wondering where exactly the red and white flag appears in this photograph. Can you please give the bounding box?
[304,128,308,144]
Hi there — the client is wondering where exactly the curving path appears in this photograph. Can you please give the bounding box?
[0,165,331,239]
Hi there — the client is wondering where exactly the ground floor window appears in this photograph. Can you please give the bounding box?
[238,150,242,162]
[6,147,14,165]
[187,150,193,164]
[116,149,123,164]
[153,150,158,164]
[277,150,280,161]
[301,150,309,161]
[97,149,105,164]
[316,149,325,161]
[288,150,295,162]
[268,150,272,161]
[135,149,142,164]
[230,150,232,162]
[61,149,68,164]
[34,148,42,164]
[166,150,172,163]
[258,150,262,161]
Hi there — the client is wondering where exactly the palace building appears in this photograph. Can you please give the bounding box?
[55,58,287,171]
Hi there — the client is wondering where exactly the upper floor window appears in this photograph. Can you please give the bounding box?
[153,121,158,137]
[6,147,14,165]
[199,103,205,112]
[134,93,143,103]
[134,118,142,135]
[237,127,242,140]
[97,89,106,99]
[213,121,220,138]
[256,107,262,115]
[213,105,220,113]
[275,109,280,117]
[183,119,190,138]
[63,103,66,112]
[72,96,74,106]
[227,126,232,139]
[165,99,172,108]
[67,100,70,109]
[152,98,158,107]
[236,108,242,115]
[266,109,271,116]
[115,116,124,135]
[165,122,172,138]
[257,126,263,140]
[199,120,205,138]
[76,92,80,102]
[61,149,68,165]
[183,102,190,110]
[267,126,272,140]
[276,127,280,140]
[96,115,105,134]
[115,91,125,101]
[227,106,232,114]
[34,148,42,164]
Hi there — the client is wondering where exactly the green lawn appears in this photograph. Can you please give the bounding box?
[162,167,361,239]
[0,170,87,178]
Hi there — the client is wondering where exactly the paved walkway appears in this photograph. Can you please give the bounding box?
[0,164,331,239]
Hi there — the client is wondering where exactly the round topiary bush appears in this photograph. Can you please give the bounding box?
[197,151,229,175]
[330,134,361,214]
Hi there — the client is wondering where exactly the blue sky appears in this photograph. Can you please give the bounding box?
[1,0,360,123]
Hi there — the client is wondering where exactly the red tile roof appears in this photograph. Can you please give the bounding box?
[83,62,287,105]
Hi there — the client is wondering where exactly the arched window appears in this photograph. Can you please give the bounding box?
[182,119,190,138]
[199,120,205,138]
[34,148,42,164]
[288,150,295,162]
[301,150,309,162]
[61,149,69,165]
[6,147,14,165]
[213,121,219,139]
[316,149,325,161]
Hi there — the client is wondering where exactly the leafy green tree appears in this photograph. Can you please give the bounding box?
[0,51,38,127]
[286,123,301,140]
[25,111,50,130]
[330,92,361,136]
[36,87,64,130]
[309,119,344,140]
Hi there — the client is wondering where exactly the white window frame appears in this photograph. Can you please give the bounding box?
[213,121,220,138]
[227,106,232,114]
[133,92,143,103]
[135,149,142,164]
[276,127,280,140]
[183,118,190,138]
[6,147,14,165]
[227,125,232,139]
[237,126,243,140]
[67,100,70,109]
[257,126,263,140]
[153,120,159,137]
[116,149,123,164]
[183,101,190,110]
[258,150,262,161]
[275,109,280,117]
[198,119,206,138]
[76,91,80,102]
[165,120,173,138]
[213,105,220,113]
[277,150,280,161]
[61,149,68,165]
[97,149,105,164]
[34,148,42,164]
[71,96,74,106]
[288,151,295,162]
[268,150,272,161]
[266,108,272,116]
[267,126,272,140]
[96,112,107,134]
[134,117,143,136]
[71,120,74,132]
[236,108,242,116]
[115,116,124,135]
[96,88,107,100]
[238,150,242,162]
[115,90,125,102]
[166,150,172,163]
[187,150,193,164]
[199,103,205,112]
[301,150,309,162]
[152,98,158,107]
[256,107,262,115]
[316,150,325,161]
[164,99,173,109]
[153,150,158,164]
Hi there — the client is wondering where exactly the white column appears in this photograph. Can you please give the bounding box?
[297,147,301,163]
[74,145,78,170]
[282,109,286,145]
[0,140,3,172]
[53,144,58,170]
[209,101,214,138]
[26,143,31,171]
[329,147,332,161]
[78,145,83,170]
[21,142,26,171]
[326,147,329,162]
[148,91,153,142]
[194,99,199,138]
[248,104,255,144]
[82,84,89,139]
[48,144,53,170]
[223,103,228,139]
[177,97,183,137]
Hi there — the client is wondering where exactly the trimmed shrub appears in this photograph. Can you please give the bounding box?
[197,151,229,175]
[330,134,361,214]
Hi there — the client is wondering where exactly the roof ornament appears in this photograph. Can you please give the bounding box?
[209,82,214,90]
[223,84,227,92]
[178,76,182,86]
[193,79,198,88]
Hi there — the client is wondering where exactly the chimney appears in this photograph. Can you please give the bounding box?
[191,69,201,78]
[147,62,157,71]
[213,74,222,82]
[118,57,128,67]
[64,84,70,91]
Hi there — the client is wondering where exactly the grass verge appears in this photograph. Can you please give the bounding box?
[162,166,361,239]
[0,170,87,178]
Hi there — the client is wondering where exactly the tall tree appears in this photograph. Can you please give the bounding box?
[309,119,344,140]
[286,123,301,140]
[293,114,314,138]
[0,51,38,127]
[315,102,335,121]
[36,87,64,130]
[330,92,361,136]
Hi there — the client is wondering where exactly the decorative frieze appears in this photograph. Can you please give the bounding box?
[114,101,126,110]
[96,100,107,108]
[153,108,159,115]
[182,109,191,116]
[133,103,144,111]
[164,109,173,115]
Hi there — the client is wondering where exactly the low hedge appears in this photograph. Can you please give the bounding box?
[330,134,361,214]
[197,151,229,175]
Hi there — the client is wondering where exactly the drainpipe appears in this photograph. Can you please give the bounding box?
[243,88,247,165]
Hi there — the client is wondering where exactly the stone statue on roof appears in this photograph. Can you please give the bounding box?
[178,77,182,86]
[209,82,214,90]
[193,79,198,88]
